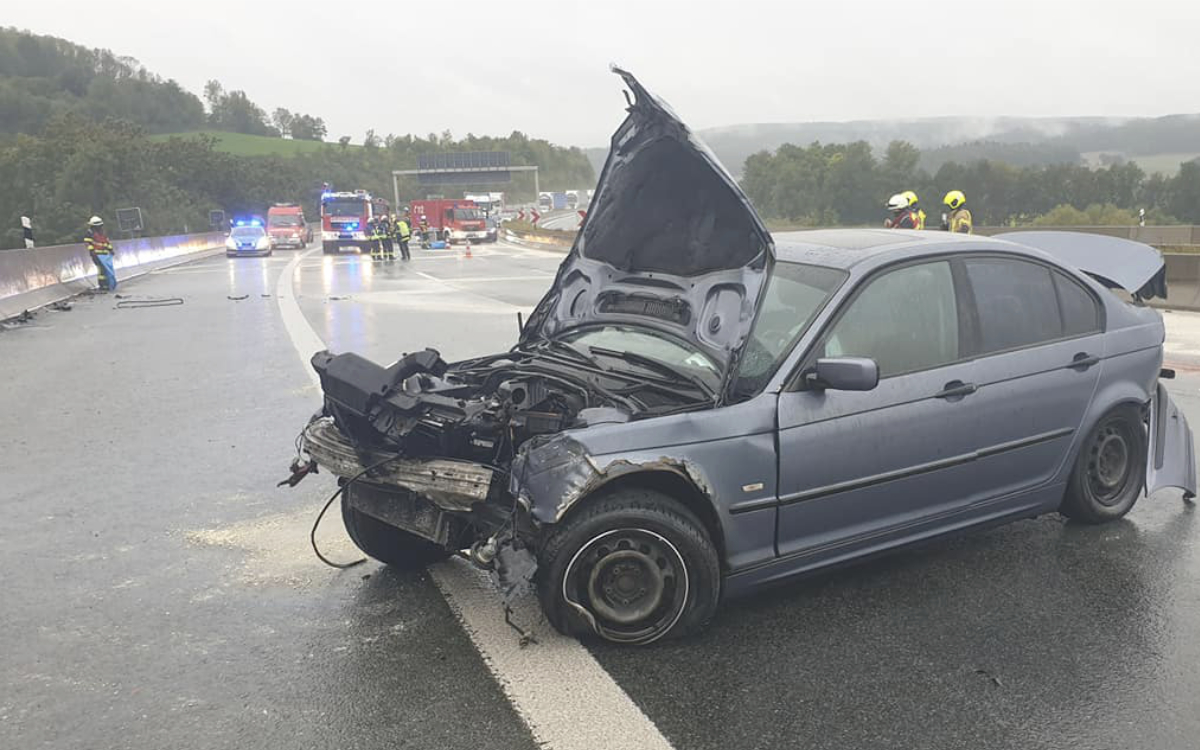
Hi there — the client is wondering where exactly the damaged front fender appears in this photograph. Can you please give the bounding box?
[509,432,716,525]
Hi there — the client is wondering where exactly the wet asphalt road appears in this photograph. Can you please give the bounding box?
[3,240,1200,749]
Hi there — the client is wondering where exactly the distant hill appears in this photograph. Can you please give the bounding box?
[0,26,206,134]
[586,114,1200,177]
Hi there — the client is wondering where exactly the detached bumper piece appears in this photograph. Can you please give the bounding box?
[303,417,494,512]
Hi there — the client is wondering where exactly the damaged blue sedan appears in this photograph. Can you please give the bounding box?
[298,69,1196,645]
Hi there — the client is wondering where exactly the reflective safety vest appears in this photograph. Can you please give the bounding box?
[397,220,411,241]
[916,209,927,230]
[886,210,919,229]
[85,231,113,254]
[949,208,973,234]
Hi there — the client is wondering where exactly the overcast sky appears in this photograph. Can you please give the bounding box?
[7,0,1198,146]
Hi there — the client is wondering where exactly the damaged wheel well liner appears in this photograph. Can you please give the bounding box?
[555,469,726,568]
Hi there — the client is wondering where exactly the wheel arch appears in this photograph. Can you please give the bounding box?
[555,468,727,566]
[1063,379,1151,482]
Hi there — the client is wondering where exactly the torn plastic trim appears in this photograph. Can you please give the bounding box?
[509,432,717,524]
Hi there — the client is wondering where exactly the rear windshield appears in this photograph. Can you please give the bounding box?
[322,199,366,216]
[269,214,301,226]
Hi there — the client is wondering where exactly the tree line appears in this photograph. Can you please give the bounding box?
[742,139,1200,226]
[0,115,595,248]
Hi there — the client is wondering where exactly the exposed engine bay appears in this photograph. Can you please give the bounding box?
[309,343,708,467]
[301,342,712,540]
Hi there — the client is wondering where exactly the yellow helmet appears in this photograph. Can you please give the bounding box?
[944,190,966,210]
[902,190,919,208]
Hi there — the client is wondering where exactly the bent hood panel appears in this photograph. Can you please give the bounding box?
[997,231,1167,300]
[521,67,774,371]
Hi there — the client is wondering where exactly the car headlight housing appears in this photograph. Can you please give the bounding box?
[256,237,270,250]
[225,237,237,250]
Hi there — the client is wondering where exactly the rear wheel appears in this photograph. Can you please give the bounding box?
[341,494,450,569]
[1060,404,1146,523]
[537,488,720,645]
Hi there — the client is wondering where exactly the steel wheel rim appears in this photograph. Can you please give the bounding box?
[1087,420,1133,505]
[562,528,689,645]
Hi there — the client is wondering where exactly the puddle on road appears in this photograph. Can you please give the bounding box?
[186,503,360,588]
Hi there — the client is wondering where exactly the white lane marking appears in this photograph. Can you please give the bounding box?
[274,245,675,750]
[276,248,324,388]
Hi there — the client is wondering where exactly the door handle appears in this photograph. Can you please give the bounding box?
[1068,352,1100,371]
[935,380,977,400]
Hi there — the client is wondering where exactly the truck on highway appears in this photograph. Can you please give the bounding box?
[266,203,312,249]
[410,199,493,244]
[537,192,552,212]
[320,190,378,255]
[565,191,579,210]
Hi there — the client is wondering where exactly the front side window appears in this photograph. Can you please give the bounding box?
[819,261,960,378]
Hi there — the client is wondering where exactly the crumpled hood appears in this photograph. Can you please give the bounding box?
[521,67,774,375]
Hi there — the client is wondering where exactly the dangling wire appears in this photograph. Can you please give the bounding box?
[310,453,404,569]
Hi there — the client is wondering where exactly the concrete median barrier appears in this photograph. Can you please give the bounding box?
[0,231,225,321]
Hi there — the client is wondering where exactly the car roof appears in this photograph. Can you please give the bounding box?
[773,229,1017,270]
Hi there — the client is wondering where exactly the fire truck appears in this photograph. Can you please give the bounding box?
[320,190,386,255]
[409,199,492,244]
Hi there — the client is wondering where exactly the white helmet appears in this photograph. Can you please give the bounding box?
[885,194,908,212]
[88,216,104,227]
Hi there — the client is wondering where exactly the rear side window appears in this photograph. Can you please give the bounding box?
[965,257,1101,356]
[1054,272,1102,336]
[820,260,960,377]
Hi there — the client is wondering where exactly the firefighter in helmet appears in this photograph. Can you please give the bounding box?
[378,213,394,261]
[941,190,973,234]
[395,211,412,261]
[884,194,919,229]
[85,216,117,291]
[902,190,926,229]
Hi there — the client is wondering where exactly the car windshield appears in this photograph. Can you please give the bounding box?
[322,199,365,216]
[230,227,265,239]
[730,261,847,398]
[454,208,483,220]
[558,326,719,384]
[269,215,301,227]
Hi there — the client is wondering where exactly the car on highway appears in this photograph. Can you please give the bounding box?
[298,69,1196,645]
[225,222,272,257]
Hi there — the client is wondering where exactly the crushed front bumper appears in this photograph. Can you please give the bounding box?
[302,418,495,512]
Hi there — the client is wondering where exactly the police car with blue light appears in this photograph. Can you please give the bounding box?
[225,220,273,257]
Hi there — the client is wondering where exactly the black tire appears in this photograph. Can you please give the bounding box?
[341,494,450,569]
[537,488,721,645]
[1060,404,1146,523]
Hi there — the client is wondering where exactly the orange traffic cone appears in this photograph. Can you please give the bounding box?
[464,240,472,258]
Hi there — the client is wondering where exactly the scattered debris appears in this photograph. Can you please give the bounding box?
[327,295,350,301]
[974,668,1003,687]
[116,297,184,309]
[227,294,249,301]
[48,300,73,312]
[504,604,538,648]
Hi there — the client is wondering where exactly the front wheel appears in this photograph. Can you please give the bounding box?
[537,488,721,645]
[1060,404,1147,523]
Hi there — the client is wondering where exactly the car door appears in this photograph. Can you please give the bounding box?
[775,259,984,561]
[958,256,1104,505]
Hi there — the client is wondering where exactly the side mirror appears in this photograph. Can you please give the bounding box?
[807,357,879,391]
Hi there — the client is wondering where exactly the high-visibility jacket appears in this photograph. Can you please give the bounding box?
[85,230,113,254]
[885,210,919,229]
[915,209,927,230]
[948,208,973,234]
[396,220,411,241]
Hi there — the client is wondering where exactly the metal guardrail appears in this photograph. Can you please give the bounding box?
[0,232,225,321]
